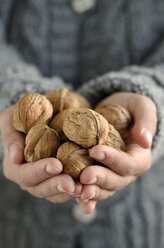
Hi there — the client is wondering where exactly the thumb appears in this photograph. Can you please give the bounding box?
[129,96,157,149]
[0,106,25,164]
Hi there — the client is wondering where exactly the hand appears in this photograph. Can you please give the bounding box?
[76,92,157,214]
[0,106,82,204]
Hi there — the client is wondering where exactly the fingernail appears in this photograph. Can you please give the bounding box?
[76,184,82,195]
[67,192,80,197]
[57,184,66,193]
[81,192,95,201]
[142,129,152,146]
[46,163,61,174]
[67,184,82,197]
[9,143,20,162]
[87,177,97,184]
[90,151,105,160]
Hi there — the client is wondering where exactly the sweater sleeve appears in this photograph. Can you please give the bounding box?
[0,19,72,115]
[77,65,164,165]
[0,16,72,167]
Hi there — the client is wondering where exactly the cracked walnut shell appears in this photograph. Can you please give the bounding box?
[46,88,91,115]
[24,124,60,162]
[63,108,109,148]
[12,93,53,133]
[95,104,131,139]
[57,142,93,180]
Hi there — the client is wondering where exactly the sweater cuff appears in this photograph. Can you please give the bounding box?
[77,67,164,164]
[0,39,72,114]
[0,65,72,114]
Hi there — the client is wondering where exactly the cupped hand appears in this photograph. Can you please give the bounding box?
[76,92,157,214]
[0,106,82,204]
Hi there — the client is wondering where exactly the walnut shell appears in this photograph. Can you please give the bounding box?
[95,104,131,138]
[24,124,60,162]
[50,109,73,143]
[46,89,91,115]
[103,124,125,151]
[12,93,53,133]
[69,92,91,108]
[63,108,109,148]
[57,142,93,180]
[45,88,79,115]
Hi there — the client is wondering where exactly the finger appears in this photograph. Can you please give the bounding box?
[26,174,75,198]
[0,106,25,164]
[5,158,63,187]
[67,181,83,198]
[129,95,157,149]
[89,145,151,176]
[46,193,73,204]
[80,165,135,190]
[45,182,83,204]
[77,200,97,214]
[79,184,115,201]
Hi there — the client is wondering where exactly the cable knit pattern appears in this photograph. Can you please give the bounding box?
[0,0,164,248]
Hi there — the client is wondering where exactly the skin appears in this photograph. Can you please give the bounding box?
[0,92,157,214]
[0,106,82,203]
[77,92,157,213]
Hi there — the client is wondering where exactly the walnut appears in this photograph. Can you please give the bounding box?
[45,88,91,115]
[103,124,125,151]
[50,109,73,143]
[69,92,91,108]
[95,104,131,139]
[63,108,109,148]
[24,124,60,162]
[57,142,93,180]
[12,93,53,133]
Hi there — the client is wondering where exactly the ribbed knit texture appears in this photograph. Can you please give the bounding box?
[0,0,164,247]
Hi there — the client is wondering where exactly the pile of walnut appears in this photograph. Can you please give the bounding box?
[12,88,132,181]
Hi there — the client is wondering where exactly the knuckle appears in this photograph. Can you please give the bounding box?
[109,152,122,171]
[100,173,109,188]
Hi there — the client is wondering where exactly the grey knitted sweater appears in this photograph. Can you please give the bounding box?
[0,0,164,247]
